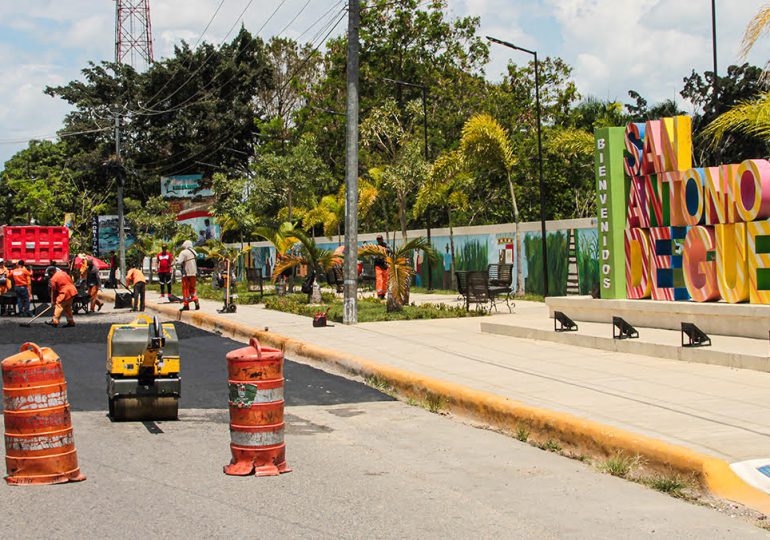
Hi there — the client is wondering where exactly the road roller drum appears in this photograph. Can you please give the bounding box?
[106,315,180,421]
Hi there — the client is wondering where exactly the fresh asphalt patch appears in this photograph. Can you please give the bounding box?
[0,318,393,413]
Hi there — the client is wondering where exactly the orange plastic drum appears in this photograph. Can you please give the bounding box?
[2,342,85,485]
[224,337,290,477]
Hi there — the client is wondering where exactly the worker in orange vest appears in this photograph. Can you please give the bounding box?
[86,260,104,312]
[45,267,77,327]
[0,259,9,316]
[11,260,32,317]
[125,263,147,312]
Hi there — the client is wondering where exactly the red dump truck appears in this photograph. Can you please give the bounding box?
[0,226,70,301]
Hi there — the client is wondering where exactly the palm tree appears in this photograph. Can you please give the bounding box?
[303,179,379,242]
[271,229,340,303]
[358,237,440,312]
[459,114,524,295]
[704,5,770,145]
[414,150,472,290]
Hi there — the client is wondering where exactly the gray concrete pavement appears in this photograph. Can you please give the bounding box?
[145,290,770,464]
[2,405,766,539]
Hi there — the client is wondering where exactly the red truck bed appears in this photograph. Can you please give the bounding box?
[0,226,70,266]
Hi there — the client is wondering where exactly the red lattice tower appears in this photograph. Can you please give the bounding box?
[115,0,154,69]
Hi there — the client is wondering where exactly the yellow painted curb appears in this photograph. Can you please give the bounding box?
[99,291,770,515]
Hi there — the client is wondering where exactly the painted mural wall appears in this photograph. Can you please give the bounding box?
[236,219,600,296]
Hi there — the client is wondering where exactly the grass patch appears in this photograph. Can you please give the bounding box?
[264,294,485,322]
[410,286,458,296]
[365,375,392,393]
[515,425,530,442]
[645,474,690,498]
[537,439,562,453]
[424,394,445,414]
[600,452,637,478]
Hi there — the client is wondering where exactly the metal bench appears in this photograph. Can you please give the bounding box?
[487,263,514,313]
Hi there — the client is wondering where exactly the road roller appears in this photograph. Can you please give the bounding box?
[106,315,180,421]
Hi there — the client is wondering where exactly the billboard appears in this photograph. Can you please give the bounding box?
[95,215,134,256]
[161,174,213,199]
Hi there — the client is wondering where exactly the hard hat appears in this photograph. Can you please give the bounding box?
[45,266,57,276]
[182,240,193,249]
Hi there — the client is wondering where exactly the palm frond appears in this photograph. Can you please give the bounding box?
[740,4,770,59]
[702,92,770,145]
[272,254,306,282]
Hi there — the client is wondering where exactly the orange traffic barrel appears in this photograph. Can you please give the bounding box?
[2,342,85,485]
[224,337,290,477]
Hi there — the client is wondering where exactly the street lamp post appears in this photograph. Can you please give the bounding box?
[711,0,718,112]
[382,77,433,291]
[486,36,549,297]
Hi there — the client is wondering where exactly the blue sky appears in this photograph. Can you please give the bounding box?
[0,0,765,168]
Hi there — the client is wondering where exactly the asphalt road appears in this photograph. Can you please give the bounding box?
[0,313,766,538]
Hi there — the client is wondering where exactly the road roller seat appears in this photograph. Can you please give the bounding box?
[107,317,180,377]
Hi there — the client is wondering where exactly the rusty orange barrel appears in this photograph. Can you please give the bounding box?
[224,337,290,477]
[2,342,85,485]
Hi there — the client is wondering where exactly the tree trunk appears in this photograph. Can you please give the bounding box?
[449,209,456,290]
[399,196,408,244]
[507,172,524,296]
[287,188,293,223]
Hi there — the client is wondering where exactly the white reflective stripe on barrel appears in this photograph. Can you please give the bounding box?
[230,426,284,447]
[228,383,284,407]
[5,431,74,452]
[3,389,68,411]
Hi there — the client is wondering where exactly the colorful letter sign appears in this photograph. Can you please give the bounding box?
[596,115,770,304]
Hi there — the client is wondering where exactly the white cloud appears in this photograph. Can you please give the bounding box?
[1,0,767,168]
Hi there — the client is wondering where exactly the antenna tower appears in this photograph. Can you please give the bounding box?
[115,0,154,69]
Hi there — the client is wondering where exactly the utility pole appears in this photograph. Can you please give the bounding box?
[343,0,361,325]
[115,114,126,282]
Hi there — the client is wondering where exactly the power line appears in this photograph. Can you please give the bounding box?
[140,0,228,108]
[0,126,112,145]
[133,6,347,176]
[139,0,266,112]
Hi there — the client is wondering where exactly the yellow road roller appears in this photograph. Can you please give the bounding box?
[107,315,180,421]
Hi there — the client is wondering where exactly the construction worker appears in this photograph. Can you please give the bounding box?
[125,262,147,312]
[11,260,32,317]
[156,243,173,298]
[45,267,76,327]
[176,240,199,311]
[374,235,392,300]
[108,250,118,288]
[86,259,104,312]
[0,259,9,316]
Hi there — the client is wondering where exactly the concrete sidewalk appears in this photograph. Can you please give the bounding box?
[143,289,770,466]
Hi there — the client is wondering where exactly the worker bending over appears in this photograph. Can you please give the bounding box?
[125,262,147,312]
[86,259,104,312]
[176,240,199,311]
[45,267,76,327]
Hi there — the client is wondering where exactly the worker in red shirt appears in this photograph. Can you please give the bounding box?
[156,243,173,298]
[11,260,32,317]
[45,267,77,327]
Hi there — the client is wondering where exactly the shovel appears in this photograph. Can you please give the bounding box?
[19,304,52,327]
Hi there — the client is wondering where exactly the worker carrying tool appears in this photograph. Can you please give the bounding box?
[176,240,199,311]
[106,315,180,421]
[125,262,146,312]
[44,266,76,328]
[156,243,173,299]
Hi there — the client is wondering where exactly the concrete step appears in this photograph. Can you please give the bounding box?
[481,316,770,373]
